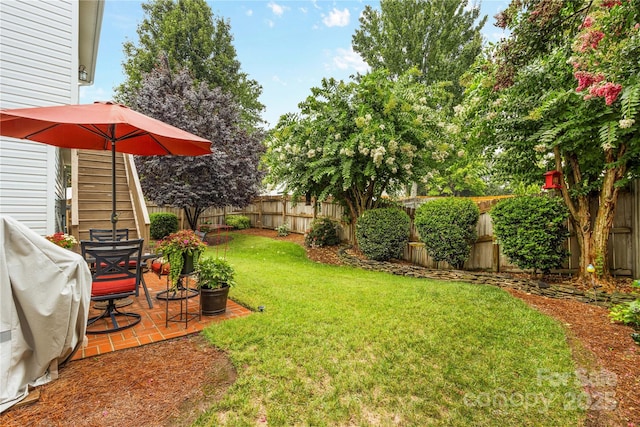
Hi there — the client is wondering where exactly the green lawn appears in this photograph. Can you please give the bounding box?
[195,233,584,426]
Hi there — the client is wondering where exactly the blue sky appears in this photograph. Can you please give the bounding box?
[80,0,509,127]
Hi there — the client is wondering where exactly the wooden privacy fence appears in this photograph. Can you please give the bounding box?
[147,197,354,241]
[147,186,639,277]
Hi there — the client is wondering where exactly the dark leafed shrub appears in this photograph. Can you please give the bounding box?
[414,197,480,269]
[225,215,251,230]
[304,217,341,247]
[491,195,569,274]
[150,212,179,240]
[356,208,410,261]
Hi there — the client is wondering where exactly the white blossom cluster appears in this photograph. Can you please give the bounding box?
[372,146,386,166]
[339,147,355,157]
[601,141,614,151]
[354,113,373,128]
[403,144,417,160]
[619,118,635,129]
[428,142,453,162]
[388,139,398,154]
[307,149,316,158]
[421,170,440,183]
[445,123,460,134]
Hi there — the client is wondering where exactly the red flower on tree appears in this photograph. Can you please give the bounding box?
[601,0,622,8]
[588,82,623,105]
[579,16,595,29]
[578,30,605,52]
[574,71,604,92]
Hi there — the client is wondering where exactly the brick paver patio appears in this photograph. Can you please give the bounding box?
[72,270,251,360]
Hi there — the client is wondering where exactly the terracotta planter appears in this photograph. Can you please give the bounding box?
[152,252,198,276]
[151,260,170,276]
[200,285,230,316]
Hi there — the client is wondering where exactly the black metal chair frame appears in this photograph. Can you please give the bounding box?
[81,239,144,334]
[89,228,129,242]
[88,228,154,309]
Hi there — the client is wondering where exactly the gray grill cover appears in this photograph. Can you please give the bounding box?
[0,215,91,413]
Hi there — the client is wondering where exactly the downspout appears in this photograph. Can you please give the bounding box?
[70,149,80,241]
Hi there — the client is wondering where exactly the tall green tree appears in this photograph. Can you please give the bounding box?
[352,0,486,101]
[116,0,263,128]
[465,0,640,279]
[264,69,456,226]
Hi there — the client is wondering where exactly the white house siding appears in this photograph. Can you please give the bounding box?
[0,0,79,235]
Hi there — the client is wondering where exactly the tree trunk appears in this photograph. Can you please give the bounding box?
[558,146,626,281]
[570,197,592,280]
[342,196,360,248]
[184,206,204,231]
[588,161,625,279]
[554,144,626,279]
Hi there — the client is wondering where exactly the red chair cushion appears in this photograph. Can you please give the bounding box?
[151,261,170,275]
[92,276,137,297]
[98,261,138,268]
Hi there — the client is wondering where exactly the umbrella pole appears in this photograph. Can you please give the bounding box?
[111,140,117,240]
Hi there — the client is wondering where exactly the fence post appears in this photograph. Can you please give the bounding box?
[282,195,287,226]
[493,242,500,272]
[633,179,640,278]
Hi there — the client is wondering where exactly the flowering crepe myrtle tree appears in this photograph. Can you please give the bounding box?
[462,0,639,278]
[264,69,456,226]
[131,61,264,230]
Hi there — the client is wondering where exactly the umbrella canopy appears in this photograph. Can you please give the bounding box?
[0,102,212,238]
[0,101,211,155]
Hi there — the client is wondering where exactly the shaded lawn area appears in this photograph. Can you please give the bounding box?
[196,234,584,426]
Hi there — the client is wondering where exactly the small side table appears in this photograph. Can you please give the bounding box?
[165,272,200,328]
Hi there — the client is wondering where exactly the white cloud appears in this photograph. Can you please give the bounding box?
[267,2,285,16]
[266,19,275,28]
[272,75,287,86]
[485,30,509,43]
[322,8,350,27]
[330,48,369,73]
[79,86,111,104]
[246,9,253,17]
[299,7,308,14]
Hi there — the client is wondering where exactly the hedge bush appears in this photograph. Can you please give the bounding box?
[225,215,251,230]
[491,195,569,274]
[150,212,179,240]
[414,198,479,269]
[356,208,410,261]
[304,217,341,247]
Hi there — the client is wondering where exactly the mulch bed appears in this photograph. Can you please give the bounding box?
[1,335,235,427]
[2,228,638,426]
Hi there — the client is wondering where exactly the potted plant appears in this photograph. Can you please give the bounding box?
[196,257,235,315]
[157,229,207,288]
[45,232,78,249]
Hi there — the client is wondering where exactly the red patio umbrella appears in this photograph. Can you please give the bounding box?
[0,101,212,238]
